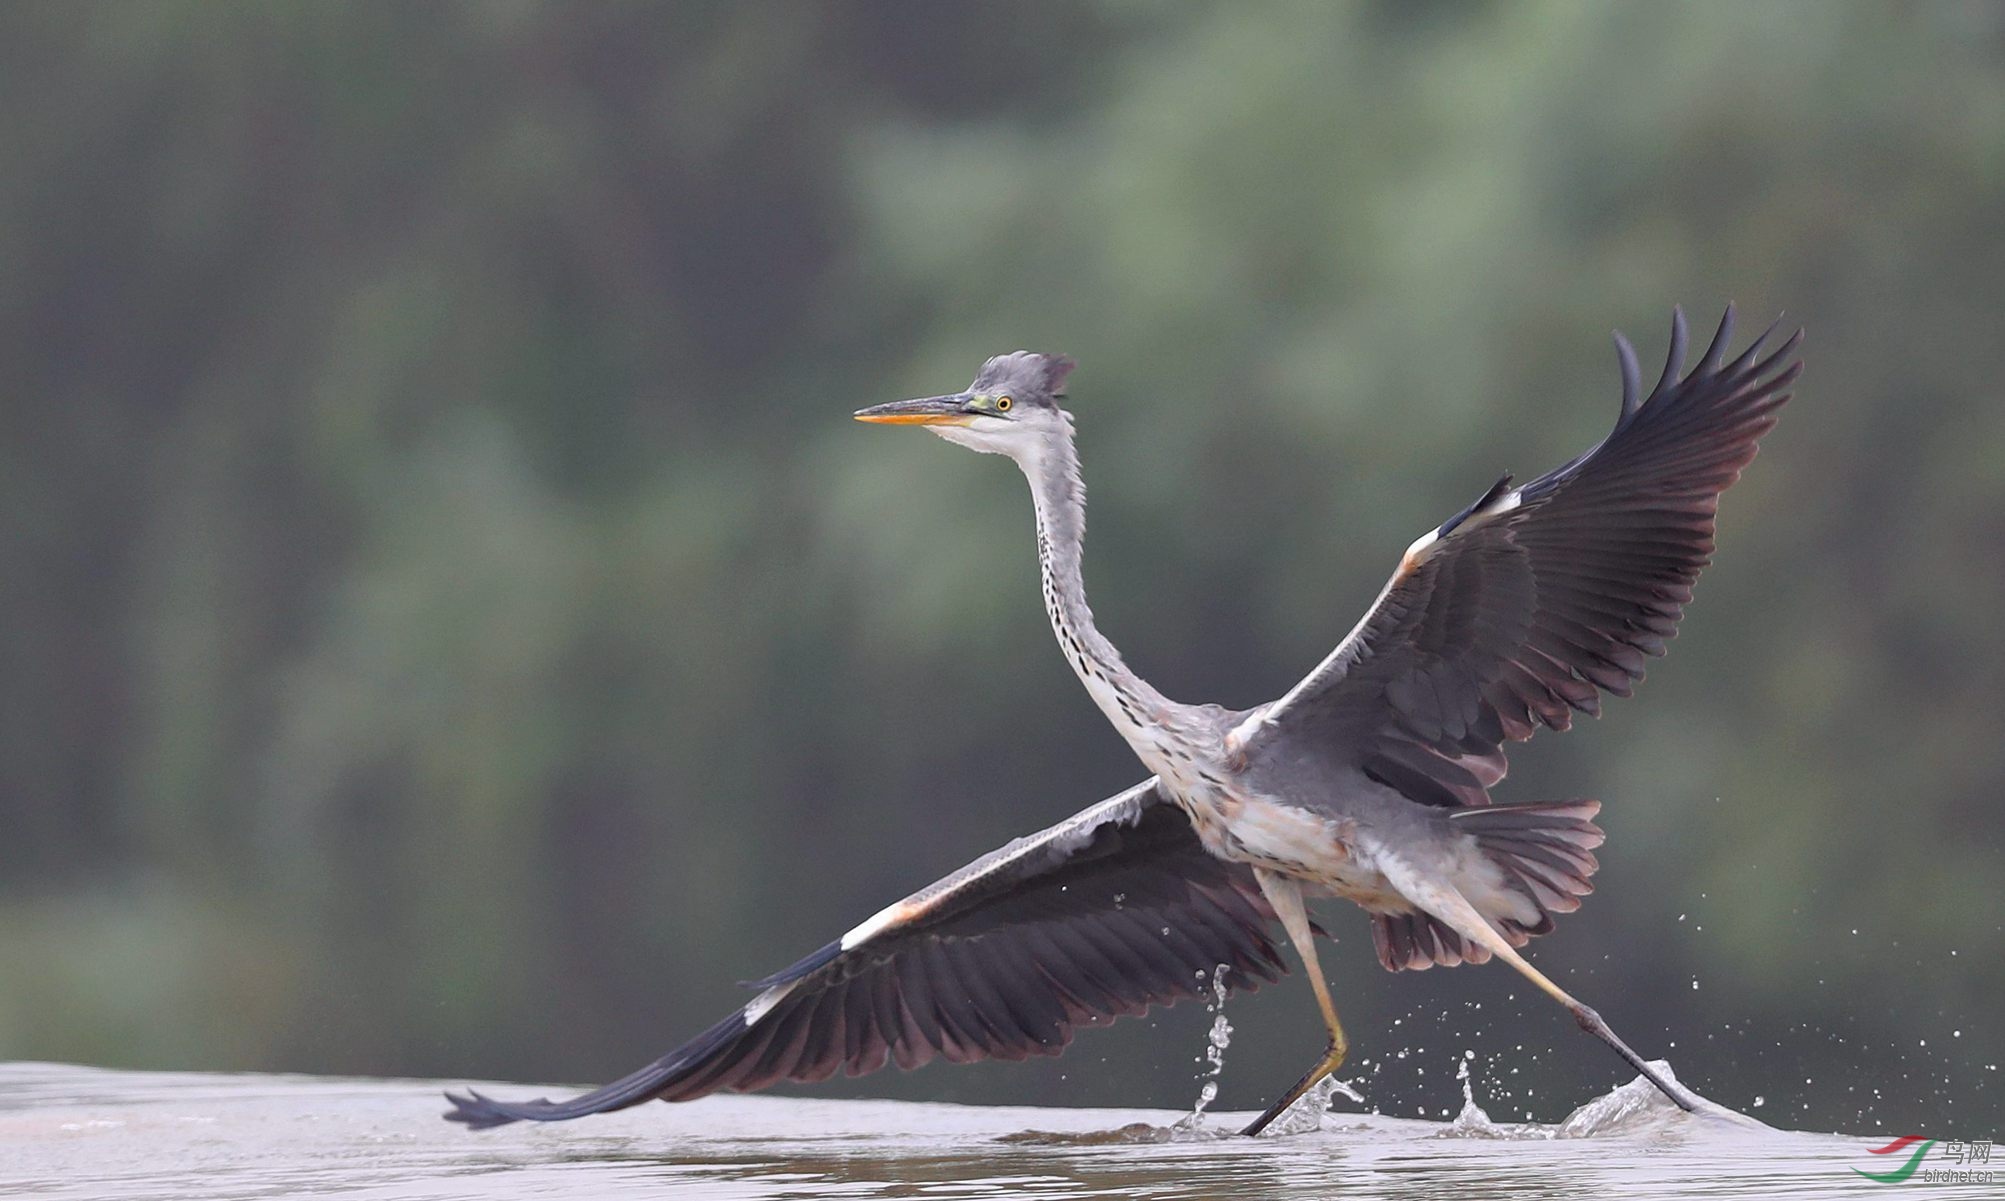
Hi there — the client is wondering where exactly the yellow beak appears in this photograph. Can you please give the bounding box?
[853,395,975,426]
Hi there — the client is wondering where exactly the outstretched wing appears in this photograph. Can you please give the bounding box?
[1234,306,1800,808]
[445,780,1287,1128]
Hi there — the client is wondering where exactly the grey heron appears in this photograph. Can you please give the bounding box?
[446,306,1799,1135]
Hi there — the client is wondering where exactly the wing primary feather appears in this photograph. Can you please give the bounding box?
[1015,925,1118,1015]
[888,989,932,1071]
[1724,317,1782,374]
[838,973,882,1075]
[978,935,1072,1047]
[1751,332,1805,382]
[1072,909,1180,1000]
[895,941,945,1051]
[918,943,983,1062]
[739,996,814,1089]
[1652,305,1689,399]
[443,1009,750,1128]
[1040,921,1148,1014]
[1699,302,1737,373]
[938,939,1032,1055]
[1614,331,1642,418]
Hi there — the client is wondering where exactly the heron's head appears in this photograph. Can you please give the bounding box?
[854,352,1075,459]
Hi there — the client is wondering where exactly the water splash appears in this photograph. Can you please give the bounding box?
[1173,966,1234,1136]
[1553,1060,1768,1138]
[1437,1051,1541,1139]
[1259,1074,1366,1137]
[1426,1053,1772,1142]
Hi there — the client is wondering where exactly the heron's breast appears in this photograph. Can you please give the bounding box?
[1181,790,1409,911]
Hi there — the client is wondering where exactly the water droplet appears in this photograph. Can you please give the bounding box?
[1176,966,1235,1133]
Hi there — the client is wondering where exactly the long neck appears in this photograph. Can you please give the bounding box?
[1017,423,1183,747]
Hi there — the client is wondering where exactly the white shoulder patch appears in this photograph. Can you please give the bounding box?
[840,899,921,952]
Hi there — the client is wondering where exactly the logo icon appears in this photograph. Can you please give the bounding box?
[1853,1136,1935,1183]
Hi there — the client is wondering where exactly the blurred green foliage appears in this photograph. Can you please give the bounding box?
[2,1,2000,1133]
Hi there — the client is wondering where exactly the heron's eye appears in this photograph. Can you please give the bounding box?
[995,396,1013,413]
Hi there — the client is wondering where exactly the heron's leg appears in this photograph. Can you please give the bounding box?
[1241,869,1349,1137]
[1418,888,1698,1113]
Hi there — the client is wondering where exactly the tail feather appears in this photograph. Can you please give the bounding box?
[1373,907,1479,971]
[1373,800,1604,973]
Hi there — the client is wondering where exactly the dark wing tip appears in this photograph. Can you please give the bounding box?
[440,1009,755,1128]
[1699,303,1738,373]
[1755,327,1805,380]
[1652,306,1689,398]
[1724,314,1787,375]
[442,1073,672,1128]
[1612,331,1643,418]
[1641,304,1799,396]
[444,1089,535,1130]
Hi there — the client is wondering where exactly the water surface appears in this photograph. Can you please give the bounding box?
[0,1062,1986,1199]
